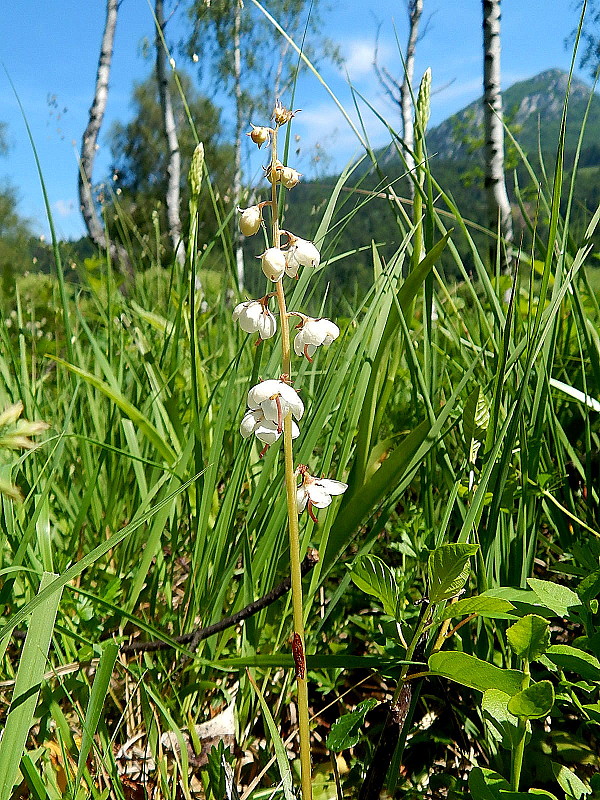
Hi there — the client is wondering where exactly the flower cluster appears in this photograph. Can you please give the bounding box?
[235,101,347,521]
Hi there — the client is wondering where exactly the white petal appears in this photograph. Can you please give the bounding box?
[291,239,320,268]
[261,248,286,281]
[248,379,282,408]
[284,251,300,278]
[293,332,305,356]
[278,383,304,419]
[290,420,300,439]
[317,478,348,496]
[261,398,280,423]
[240,409,261,438]
[257,310,277,339]
[296,486,308,512]
[254,419,282,444]
[307,484,333,508]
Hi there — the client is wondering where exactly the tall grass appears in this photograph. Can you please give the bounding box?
[0,33,599,799]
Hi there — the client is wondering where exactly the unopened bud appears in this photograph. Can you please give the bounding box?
[260,248,286,281]
[238,205,263,236]
[416,68,432,137]
[247,124,271,148]
[265,160,284,185]
[189,143,205,198]
[280,166,301,189]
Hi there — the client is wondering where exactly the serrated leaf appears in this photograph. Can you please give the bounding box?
[506,615,550,661]
[349,556,399,618]
[527,578,581,617]
[507,680,554,719]
[545,645,600,681]
[437,596,516,622]
[326,699,379,752]
[551,762,591,798]
[427,544,478,603]
[428,651,524,696]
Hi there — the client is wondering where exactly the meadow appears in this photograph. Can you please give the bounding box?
[0,41,599,800]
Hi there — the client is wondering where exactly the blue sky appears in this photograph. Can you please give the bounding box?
[0,0,588,240]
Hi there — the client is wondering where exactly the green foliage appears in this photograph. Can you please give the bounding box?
[325,699,378,751]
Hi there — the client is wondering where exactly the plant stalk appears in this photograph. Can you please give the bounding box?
[270,125,313,800]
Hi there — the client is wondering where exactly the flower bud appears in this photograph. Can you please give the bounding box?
[238,205,263,236]
[284,235,320,277]
[233,299,277,340]
[273,100,299,126]
[264,160,284,185]
[260,248,286,281]
[247,124,271,148]
[280,166,301,189]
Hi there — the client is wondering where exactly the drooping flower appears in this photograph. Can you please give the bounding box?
[247,124,271,148]
[247,379,304,433]
[283,234,320,277]
[292,315,340,361]
[273,100,300,127]
[238,204,264,236]
[240,408,299,453]
[260,248,287,281]
[280,166,301,189]
[295,464,347,523]
[233,298,276,341]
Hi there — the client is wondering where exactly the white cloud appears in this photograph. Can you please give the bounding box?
[53,199,75,218]
[344,38,389,79]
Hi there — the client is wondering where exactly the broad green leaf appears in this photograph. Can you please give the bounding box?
[481,689,521,750]
[246,670,294,800]
[0,573,63,800]
[437,596,516,622]
[506,615,550,661]
[427,544,478,603]
[577,569,600,604]
[349,556,399,619]
[527,578,581,618]
[582,702,600,723]
[325,699,379,751]
[508,680,555,719]
[468,767,510,800]
[545,645,600,682]
[428,651,524,696]
[551,762,591,798]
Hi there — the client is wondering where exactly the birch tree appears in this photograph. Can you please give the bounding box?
[482,0,513,260]
[79,0,131,273]
[155,0,185,265]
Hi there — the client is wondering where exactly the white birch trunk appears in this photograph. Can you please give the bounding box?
[400,0,422,196]
[483,0,513,258]
[79,0,131,273]
[233,0,245,290]
[156,0,184,266]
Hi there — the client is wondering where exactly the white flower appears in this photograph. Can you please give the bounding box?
[293,316,339,361]
[295,465,347,522]
[260,248,286,281]
[238,205,263,236]
[240,408,299,445]
[233,299,276,340]
[247,379,304,429]
[280,166,301,189]
[284,236,320,277]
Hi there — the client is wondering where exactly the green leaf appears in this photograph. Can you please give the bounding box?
[551,762,591,798]
[545,645,600,682]
[506,615,550,661]
[76,643,119,789]
[481,689,521,750]
[325,699,379,751]
[468,767,510,800]
[507,680,555,719]
[577,569,600,604]
[463,386,489,464]
[427,544,478,603]
[437,596,516,622]
[0,573,63,800]
[349,556,399,619]
[428,651,524,696]
[527,578,582,618]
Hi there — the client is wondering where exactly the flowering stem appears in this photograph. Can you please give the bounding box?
[270,125,313,799]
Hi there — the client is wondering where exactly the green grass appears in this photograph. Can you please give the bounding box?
[0,43,599,800]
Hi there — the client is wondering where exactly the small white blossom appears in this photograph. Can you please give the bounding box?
[295,465,347,522]
[238,205,263,236]
[293,316,339,361]
[260,248,287,281]
[284,236,320,277]
[240,408,299,445]
[247,379,304,428]
[233,299,276,340]
[280,166,301,189]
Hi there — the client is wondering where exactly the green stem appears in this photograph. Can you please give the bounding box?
[270,126,312,800]
[511,659,530,791]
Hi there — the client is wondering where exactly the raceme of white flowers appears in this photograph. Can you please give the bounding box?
[234,102,347,520]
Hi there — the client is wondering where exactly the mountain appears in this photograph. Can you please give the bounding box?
[426,68,600,163]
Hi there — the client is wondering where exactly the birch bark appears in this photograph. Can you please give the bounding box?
[483,0,513,261]
[156,0,184,265]
[401,0,423,194]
